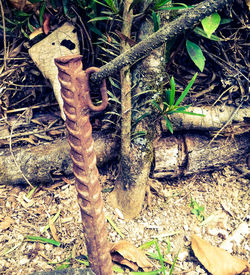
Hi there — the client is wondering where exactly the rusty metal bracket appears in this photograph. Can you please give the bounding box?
[55,55,113,275]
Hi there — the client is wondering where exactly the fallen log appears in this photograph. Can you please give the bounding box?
[153,133,249,178]
[0,133,119,186]
[0,131,249,186]
[161,106,250,132]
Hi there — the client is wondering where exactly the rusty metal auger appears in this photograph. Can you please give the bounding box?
[55,55,113,275]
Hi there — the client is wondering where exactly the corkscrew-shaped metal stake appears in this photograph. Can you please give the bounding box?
[55,55,113,275]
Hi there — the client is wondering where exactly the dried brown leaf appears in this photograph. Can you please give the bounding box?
[42,13,50,35]
[0,216,15,230]
[48,130,62,136]
[110,240,154,272]
[191,234,250,275]
[48,218,60,242]
[19,135,37,145]
[112,253,139,271]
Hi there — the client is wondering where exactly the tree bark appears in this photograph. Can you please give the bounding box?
[153,133,250,178]
[0,133,118,186]
[161,106,250,132]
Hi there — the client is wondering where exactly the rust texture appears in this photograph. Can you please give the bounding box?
[55,55,113,275]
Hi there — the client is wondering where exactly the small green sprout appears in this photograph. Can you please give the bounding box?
[189,197,205,222]
[152,73,205,133]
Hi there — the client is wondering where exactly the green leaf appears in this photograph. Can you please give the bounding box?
[39,2,46,26]
[20,27,29,39]
[139,240,156,250]
[152,11,160,32]
[154,239,166,273]
[157,2,192,10]
[186,40,205,72]
[169,76,176,106]
[201,12,221,39]
[174,73,197,108]
[27,19,35,32]
[193,27,221,41]
[220,18,232,25]
[40,209,61,233]
[164,89,171,106]
[132,113,150,126]
[14,11,31,17]
[153,0,171,9]
[75,258,89,266]
[152,100,163,113]
[131,131,147,139]
[56,259,71,270]
[24,236,61,247]
[168,106,189,114]
[169,252,179,275]
[163,115,173,134]
[62,0,69,15]
[88,16,113,22]
[94,0,110,9]
[106,216,125,238]
[107,90,121,104]
[162,102,169,113]
[175,110,205,116]
[88,25,103,37]
[113,264,124,273]
[103,0,118,13]
[129,270,162,274]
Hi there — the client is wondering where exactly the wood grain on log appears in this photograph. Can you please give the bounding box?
[161,106,250,132]
[153,133,249,178]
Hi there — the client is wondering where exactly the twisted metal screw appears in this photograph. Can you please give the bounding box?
[55,55,113,275]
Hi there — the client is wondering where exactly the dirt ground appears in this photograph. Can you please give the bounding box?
[0,158,249,274]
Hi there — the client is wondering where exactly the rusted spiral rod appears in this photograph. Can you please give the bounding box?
[55,55,113,275]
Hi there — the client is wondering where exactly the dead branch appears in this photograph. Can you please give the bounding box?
[162,106,250,132]
[153,133,249,179]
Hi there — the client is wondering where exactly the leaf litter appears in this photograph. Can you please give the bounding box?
[0,159,249,274]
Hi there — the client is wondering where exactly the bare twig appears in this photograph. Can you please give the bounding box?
[0,0,7,70]
[0,125,65,140]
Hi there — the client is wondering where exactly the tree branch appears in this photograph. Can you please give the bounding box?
[90,0,232,83]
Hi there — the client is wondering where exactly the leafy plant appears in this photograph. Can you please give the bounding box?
[201,12,221,39]
[186,40,205,72]
[189,197,205,222]
[131,239,179,274]
[186,12,221,71]
[152,73,205,134]
[153,0,191,11]
[151,1,191,32]
[150,6,224,71]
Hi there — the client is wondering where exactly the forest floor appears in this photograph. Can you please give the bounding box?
[0,0,249,274]
[0,158,249,274]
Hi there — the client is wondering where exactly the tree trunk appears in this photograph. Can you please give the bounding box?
[108,2,166,219]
